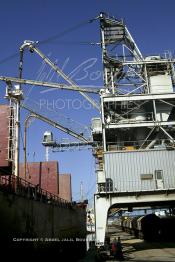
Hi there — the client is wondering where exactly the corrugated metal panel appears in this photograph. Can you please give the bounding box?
[150,75,173,93]
[104,150,175,192]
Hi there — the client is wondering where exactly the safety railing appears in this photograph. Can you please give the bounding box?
[107,110,172,124]
[97,176,175,193]
[0,174,75,209]
[107,139,175,151]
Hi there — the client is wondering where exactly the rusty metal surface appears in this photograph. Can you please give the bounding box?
[59,174,72,202]
[20,161,59,195]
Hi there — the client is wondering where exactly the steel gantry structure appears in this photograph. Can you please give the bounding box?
[1,13,175,247]
[91,13,175,246]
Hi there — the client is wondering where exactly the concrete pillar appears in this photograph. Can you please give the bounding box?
[94,195,110,246]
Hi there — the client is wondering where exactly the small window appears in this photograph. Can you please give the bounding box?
[155,170,163,180]
[140,174,153,180]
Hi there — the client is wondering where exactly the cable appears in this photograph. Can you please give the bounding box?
[46,41,100,46]
[87,195,95,202]
[23,98,91,138]
[0,52,19,66]
[85,182,96,198]
[20,125,31,179]
[38,17,97,46]
[0,17,98,66]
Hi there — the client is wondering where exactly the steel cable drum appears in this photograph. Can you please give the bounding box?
[140,214,160,241]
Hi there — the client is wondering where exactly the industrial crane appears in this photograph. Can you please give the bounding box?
[93,13,175,248]
[0,13,151,176]
[19,40,100,110]
[0,39,102,176]
[3,12,175,248]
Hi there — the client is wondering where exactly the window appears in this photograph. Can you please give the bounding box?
[155,170,164,189]
[140,174,153,180]
[155,170,163,180]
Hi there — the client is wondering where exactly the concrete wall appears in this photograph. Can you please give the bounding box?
[104,149,175,192]
[19,161,59,195]
[0,105,12,174]
[59,174,72,202]
[0,189,86,243]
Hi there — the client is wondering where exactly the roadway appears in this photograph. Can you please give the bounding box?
[105,226,175,261]
[79,225,175,261]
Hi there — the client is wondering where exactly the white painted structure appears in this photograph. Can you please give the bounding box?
[93,13,175,246]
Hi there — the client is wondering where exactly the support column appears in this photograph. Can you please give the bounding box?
[14,99,20,177]
[101,96,106,152]
[94,195,110,246]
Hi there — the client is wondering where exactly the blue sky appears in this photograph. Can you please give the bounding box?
[0,0,175,205]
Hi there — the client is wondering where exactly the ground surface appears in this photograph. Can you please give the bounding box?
[80,226,175,262]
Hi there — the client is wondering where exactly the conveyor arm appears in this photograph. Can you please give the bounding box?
[20,41,100,110]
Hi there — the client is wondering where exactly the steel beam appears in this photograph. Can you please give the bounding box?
[0,76,100,94]
[105,120,175,129]
[103,93,175,102]
[22,105,89,142]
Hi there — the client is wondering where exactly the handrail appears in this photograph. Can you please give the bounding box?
[0,174,75,209]
[107,139,175,151]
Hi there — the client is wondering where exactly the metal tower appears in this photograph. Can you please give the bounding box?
[5,84,23,176]
[92,13,175,246]
[2,13,175,248]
